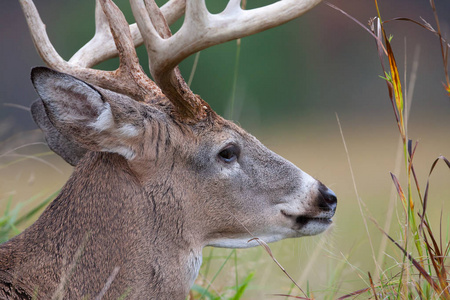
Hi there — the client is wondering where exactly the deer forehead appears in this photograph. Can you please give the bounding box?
[95,85,291,185]
[96,80,263,153]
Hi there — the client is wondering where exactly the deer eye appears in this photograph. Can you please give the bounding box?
[218,144,240,163]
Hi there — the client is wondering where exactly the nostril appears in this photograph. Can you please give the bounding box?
[318,184,337,210]
[321,188,337,205]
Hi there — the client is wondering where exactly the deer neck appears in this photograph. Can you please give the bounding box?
[3,151,202,299]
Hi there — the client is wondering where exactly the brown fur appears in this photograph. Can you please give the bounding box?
[0,69,336,299]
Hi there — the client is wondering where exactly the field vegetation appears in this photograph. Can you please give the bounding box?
[1,0,449,299]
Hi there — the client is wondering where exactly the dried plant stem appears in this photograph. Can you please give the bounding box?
[336,113,381,275]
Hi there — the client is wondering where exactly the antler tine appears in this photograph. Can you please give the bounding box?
[131,0,207,121]
[19,0,70,72]
[70,0,186,68]
[97,0,163,101]
[68,0,114,68]
[20,0,164,102]
[164,0,323,72]
[130,0,322,121]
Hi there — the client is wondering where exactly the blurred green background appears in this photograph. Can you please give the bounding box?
[1,0,449,135]
[1,0,450,298]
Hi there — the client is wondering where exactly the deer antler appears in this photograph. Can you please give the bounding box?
[21,0,322,122]
[133,0,322,77]
[19,0,167,103]
[69,0,186,68]
[130,0,322,120]
[20,0,205,121]
[20,0,185,69]
[131,0,208,121]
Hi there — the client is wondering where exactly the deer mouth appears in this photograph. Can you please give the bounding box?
[295,215,332,227]
[281,211,333,231]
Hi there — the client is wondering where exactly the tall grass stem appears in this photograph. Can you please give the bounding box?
[336,113,382,275]
[227,39,241,120]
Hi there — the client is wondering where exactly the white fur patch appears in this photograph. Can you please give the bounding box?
[207,231,293,249]
[187,251,202,287]
[102,146,136,160]
[116,124,140,138]
[91,103,114,131]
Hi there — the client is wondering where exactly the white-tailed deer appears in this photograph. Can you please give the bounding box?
[0,0,336,299]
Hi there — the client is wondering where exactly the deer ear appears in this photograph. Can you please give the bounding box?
[31,99,87,166]
[31,67,144,160]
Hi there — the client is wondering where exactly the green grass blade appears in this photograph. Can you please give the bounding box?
[231,272,254,300]
[14,190,59,227]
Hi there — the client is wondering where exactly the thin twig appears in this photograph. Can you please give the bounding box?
[95,267,121,300]
[336,113,381,276]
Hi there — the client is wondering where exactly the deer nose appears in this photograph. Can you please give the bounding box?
[317,183,337,211]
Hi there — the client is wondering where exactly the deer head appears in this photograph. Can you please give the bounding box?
[0,0,336,298]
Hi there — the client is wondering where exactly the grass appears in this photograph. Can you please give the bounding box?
[1,1,449,299]
[322,1,450,299]
[190,1,450,299]
[0,138,62,243]
[0,191,56,243]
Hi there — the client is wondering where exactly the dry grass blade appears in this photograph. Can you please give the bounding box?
[325,2,387,55]
[336,113,381,275]
[383,7,450,95]
[95,266,120,300]
[429,0,450,96]
[2,103,31,111]
[408,140,424,204]
[420,156,450,226]
[381,29,405,137]
[407,139,418,169]
[412,280,424,298]
[371,17,402,130]
[386,17,450,48]
[421,219,450,296]
[247,238,308,298]
[371,218,441,294]
[368,272,379,300]
[423,221,442,263]
[270,294,310,299]
[51,234,90,300]
[423,240,450,297]
[390,172,409,210]
[336,287,370,300]
[385,41,403,113]
[373,1,406,134]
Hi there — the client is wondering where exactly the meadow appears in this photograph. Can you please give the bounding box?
[1,117,449,299]
[1,0,449,299]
